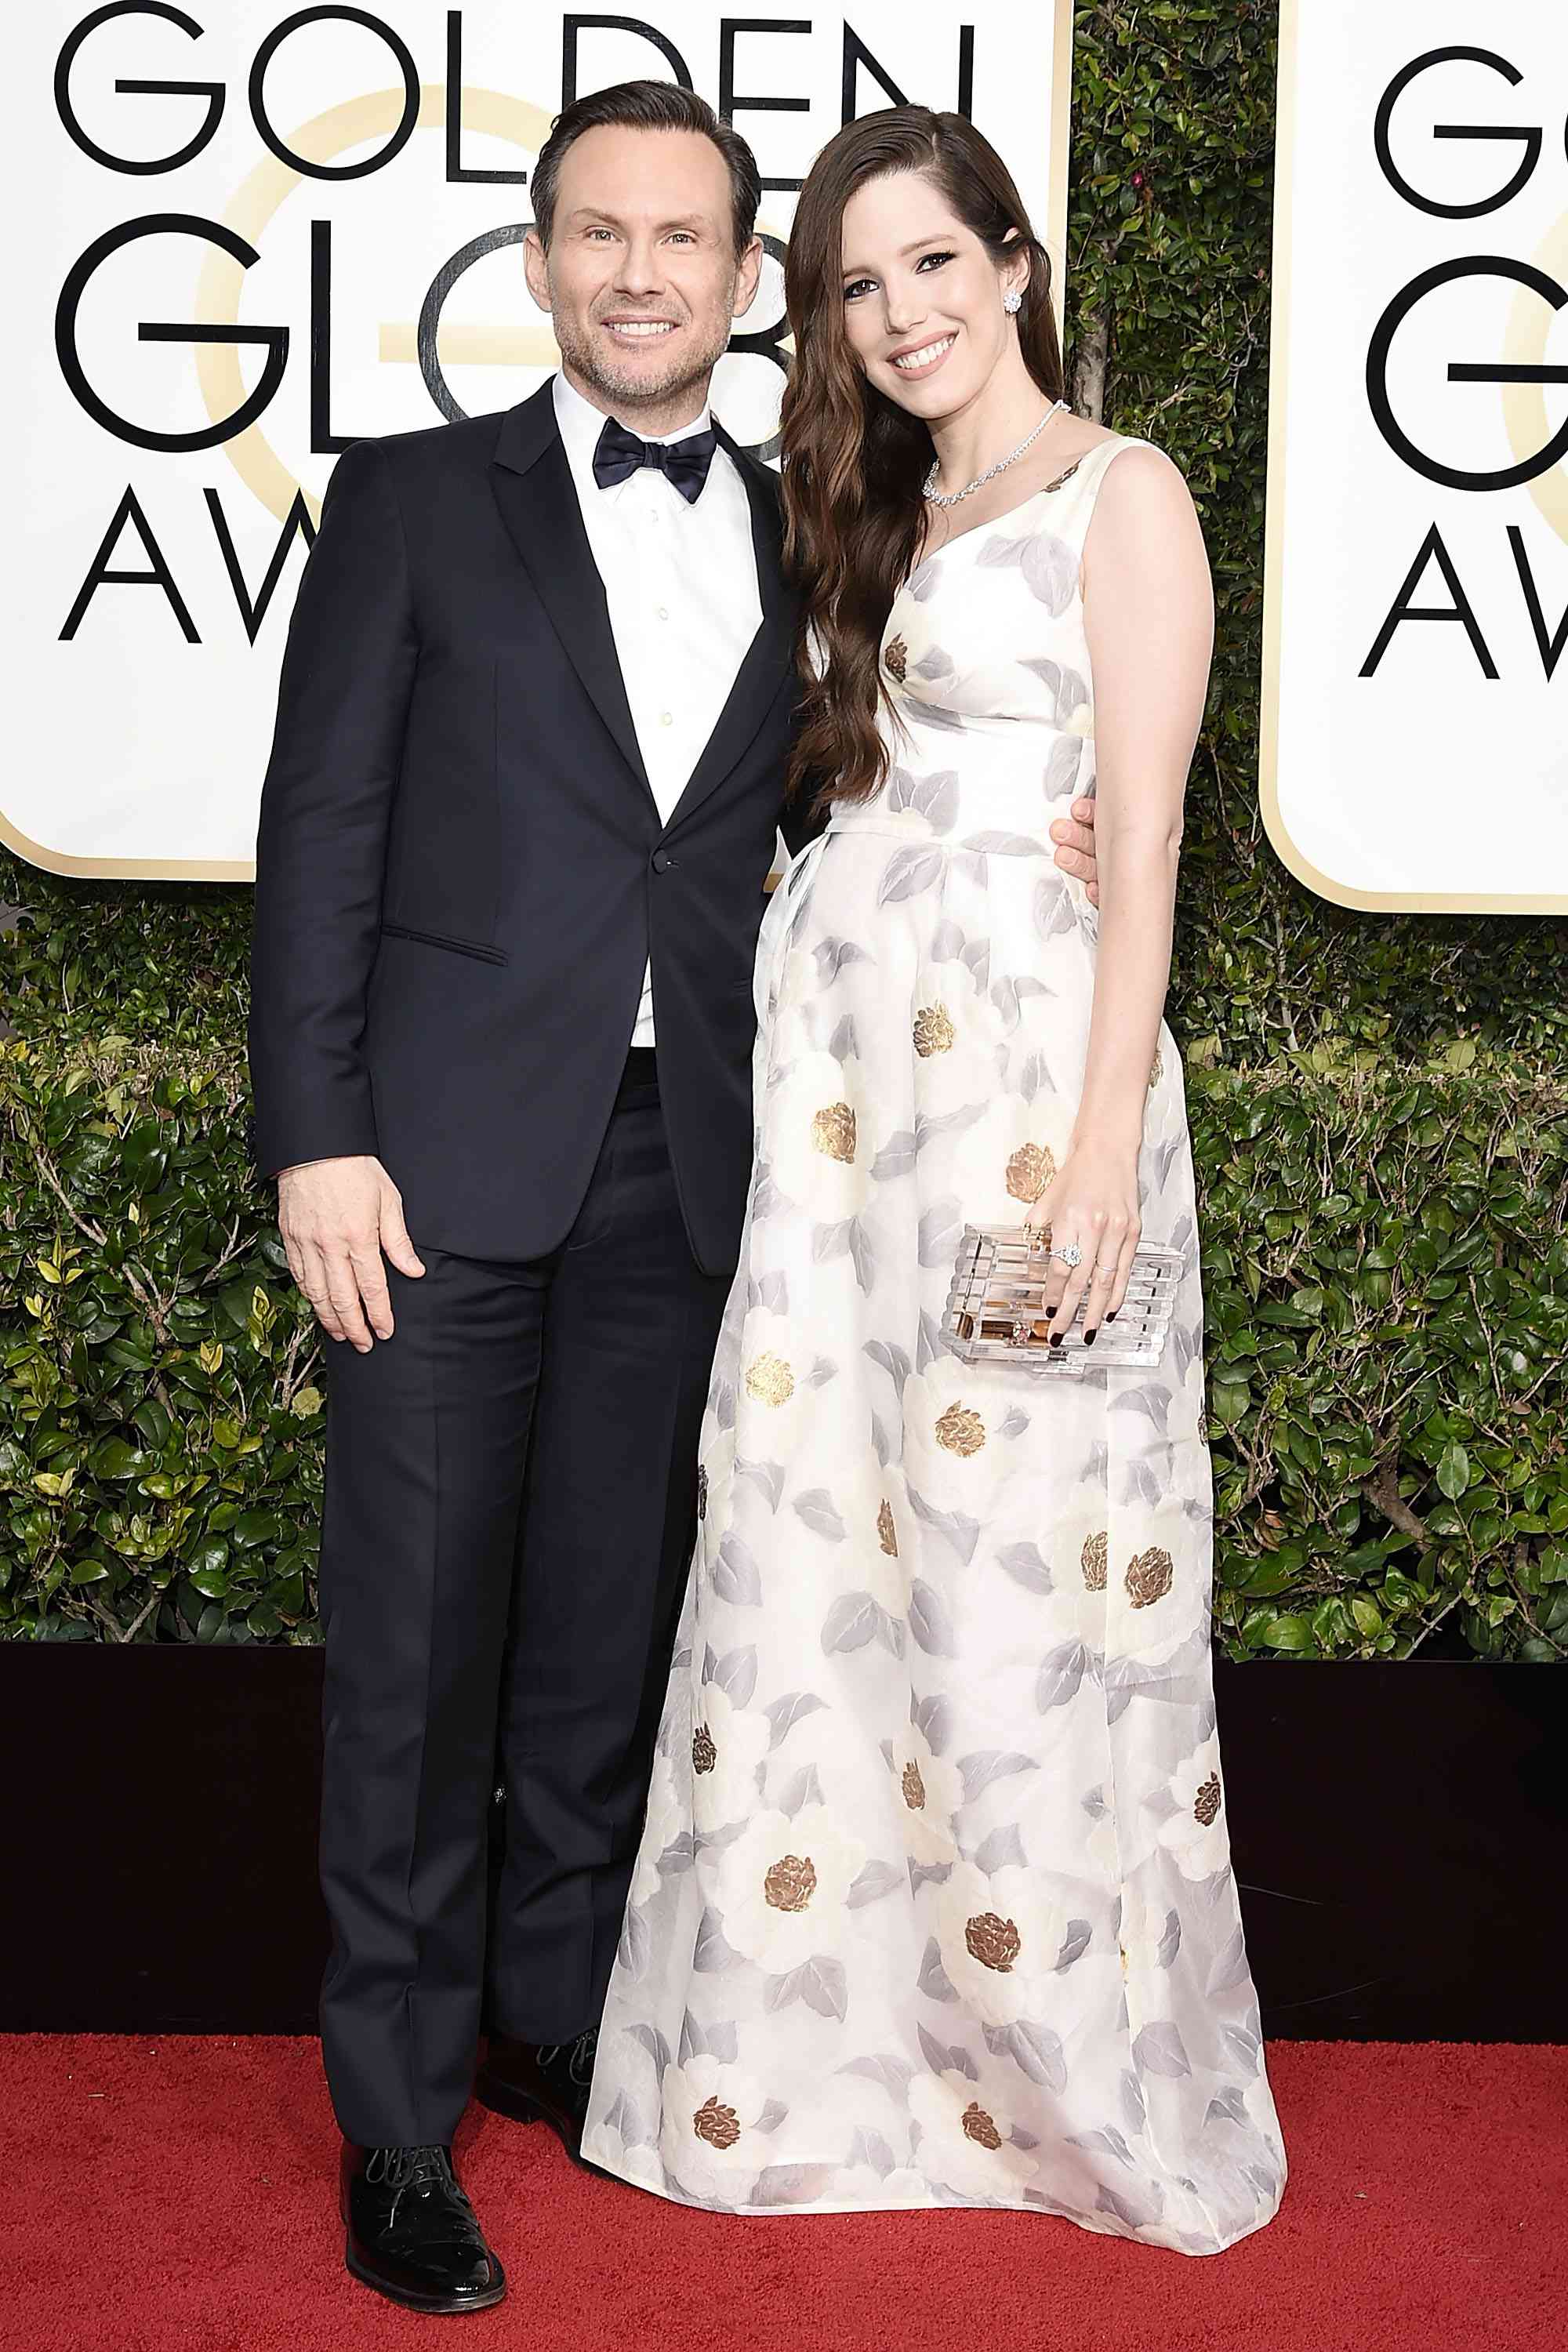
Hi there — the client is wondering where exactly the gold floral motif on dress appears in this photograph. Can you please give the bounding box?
[884,633,908,682]
[1006,1142,1056,1205]
[877,1498,898,1557]
[691,1725,717,1775]
[1193,1771,1222,1828]
[764,1853,818,1912]
[913,1004,955,1057]
[901,1760,927,1812]
[811,1102,857,1163]
[1149,1048,1164,1088]
[1126,1545,1174,1608]
[746,1352,794,1406]
[935,1402,985,1457]
[696,1465,708,1521]
[1081,1530,1109,1590]
[692,2094,741,2150]
[961,2103,1004,2151]
[965,1911,1021,1972]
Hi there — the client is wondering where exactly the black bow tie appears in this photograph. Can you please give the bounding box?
[591,415,717,504]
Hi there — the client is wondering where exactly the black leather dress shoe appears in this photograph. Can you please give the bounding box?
[339,2142,505,2314]
[474,2029,599,2168]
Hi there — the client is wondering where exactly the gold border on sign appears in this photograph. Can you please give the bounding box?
[11,17,1081,886]
[1258,0,1568,914]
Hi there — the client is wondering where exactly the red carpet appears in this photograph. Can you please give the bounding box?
[4,2036,1563,2352]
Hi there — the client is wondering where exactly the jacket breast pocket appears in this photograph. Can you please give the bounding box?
[378,922,508,967]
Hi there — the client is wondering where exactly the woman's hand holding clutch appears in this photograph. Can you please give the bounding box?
[1022,1138,1142,1345]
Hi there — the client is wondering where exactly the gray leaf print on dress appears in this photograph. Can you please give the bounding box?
[777,1762,824,1816]
[711,1645,757,1705]
[755,2098,789,2132]
[849,1217,877,1295]
[863,1339,913,1399]
[750,2163,839,2208]
[957,1750,1036,1802]
[973,1822,1026,1875]
[1044,733,1083,797]
[975,534,1027,568]
[618,1900,651,1978]
[1036,1639,1092,1711]
[983,2020,1067,2091]
[848,2128,898,2177]
[907,701,967,734]
[905,562,942,603]
[679,2012,738,2064]
[885,768,960,830]
[1158,1909,1182,1968]
[929,919,965,962]
[767,1957,848,2022]
[963,830,1051,856]
[910,646,956,681]
[1018,1050,1054,1105]
[1097,2180,1165,2232]
[839,2053,916,2098]
[1020,656,1088,724]
[603,2089,655,2148]
[913,1693,954,1755]
[1205,2086,1250,2129]
[811,936,869,985]
[919,1937,958,2002]
[1033,878,1078,939]
[765,1691,826,1747]
[872,1131,916,1182]
[909,1579,958,1658]
[713,1535,761,1606]
[996,1539,1052,1589]
[693,1905,740,1972]
[1207,1926,1250,1995]
[1019,532,1077,615]
[878,847,947,903]
[822,1592,905,1658]
[1071,2124,1137,2170]
[735,1457,785,1512]
[1133,2021,1192,2078]
[916,1198,964,1267]
[1054,1919,1093,1971]
[906,1487,980,1566]
[793,1489,847,1541]
[629,2020,673,2074]
[918,2025,978,2079]
[848,1859,903,1908]
[829,1013,858,1062]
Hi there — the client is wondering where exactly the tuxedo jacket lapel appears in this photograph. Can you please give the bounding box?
[662,423,797,838]
[489,386,654,807]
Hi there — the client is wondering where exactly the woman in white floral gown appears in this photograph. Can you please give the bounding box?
[582,107,1287,2254]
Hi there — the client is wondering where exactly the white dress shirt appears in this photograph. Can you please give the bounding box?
[552,371,763,1050]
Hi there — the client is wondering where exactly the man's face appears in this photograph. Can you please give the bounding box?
[525,126,762,416]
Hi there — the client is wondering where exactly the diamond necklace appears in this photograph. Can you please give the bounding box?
[921,397,1071,508]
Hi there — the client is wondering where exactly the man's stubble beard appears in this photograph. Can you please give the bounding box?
[551,304,735,416]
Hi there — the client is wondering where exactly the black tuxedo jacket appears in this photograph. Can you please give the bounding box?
[248,380,813,1276]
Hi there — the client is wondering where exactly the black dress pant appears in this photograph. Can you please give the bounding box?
[316,1054,729,2147]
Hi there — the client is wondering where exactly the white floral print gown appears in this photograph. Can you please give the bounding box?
[581,436,1288,2253]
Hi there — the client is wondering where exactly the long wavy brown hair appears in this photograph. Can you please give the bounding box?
[780,108,1066,812]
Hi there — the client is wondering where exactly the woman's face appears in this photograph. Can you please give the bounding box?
[837,169,1022,419]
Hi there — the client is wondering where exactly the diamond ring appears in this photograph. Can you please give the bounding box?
[1051,1242,1083,1269]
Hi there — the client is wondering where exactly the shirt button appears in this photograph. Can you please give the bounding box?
[659,711,673,727]
[651,848,672,874]
[656,605,670,621]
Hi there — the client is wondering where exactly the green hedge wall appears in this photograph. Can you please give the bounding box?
[3,2,1566,1654]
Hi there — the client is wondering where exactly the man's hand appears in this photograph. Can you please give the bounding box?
[1050,793,1100,905]
[276,1156,425,1352]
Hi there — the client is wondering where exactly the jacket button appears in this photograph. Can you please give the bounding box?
[651,848,673,874]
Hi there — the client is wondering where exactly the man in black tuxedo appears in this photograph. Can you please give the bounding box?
[249,79,1100,2314]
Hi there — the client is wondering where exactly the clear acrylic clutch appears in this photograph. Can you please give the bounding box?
[942,1225,1181,1375]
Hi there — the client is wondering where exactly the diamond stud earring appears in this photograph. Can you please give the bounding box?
[1002,288,1022,314]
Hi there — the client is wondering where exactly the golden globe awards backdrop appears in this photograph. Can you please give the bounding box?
[5,1,1073,880]
[1264,2,1568,913]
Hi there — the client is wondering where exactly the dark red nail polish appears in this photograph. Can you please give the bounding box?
[1105,1310,1117,1323]
[1048,1330,1063,1347]
[1083,1328,1097,1346]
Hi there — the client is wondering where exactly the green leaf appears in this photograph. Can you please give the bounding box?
[1436,1442,1471,1501]
[1259,1614,1313,1652]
